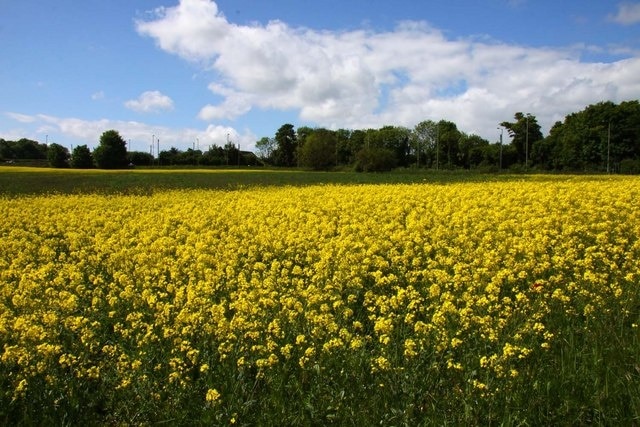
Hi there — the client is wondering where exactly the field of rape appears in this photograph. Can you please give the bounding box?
[1,173,639,425]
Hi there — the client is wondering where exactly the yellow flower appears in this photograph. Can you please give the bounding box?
[205,388,221,403]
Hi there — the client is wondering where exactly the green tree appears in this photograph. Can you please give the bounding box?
[354,147,397,172]
[94,130,128,169]
[0,139,13,161]
[47,143,70,168]
[412,120,437,168]
[70,145,94,168]
[255,137,276,162]
[538,100,640,172]
[334,129,353,166]
[361,126,410,167]
[159,147,180,166]
[501,113,543,166]
[298,128,337,170]
[458,133,489,169]
[273,124,297,167]
[127,151,153,166]
[436,120,462,169]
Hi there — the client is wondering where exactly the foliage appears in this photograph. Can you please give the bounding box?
[46,143,70,168]
[0,138,48,161]
[354,147,397,172]
[1,177,639,425]
[70,145,94,169]
[127,151,153,167]
[368,126,411,167]
[412,120,438,168]
[619,158,640,174]
[93,130,128,169]
[501,112,544,166]
[273,123,297,167]
[542,100,640,172]
[297,128,337,170]
[255,137,276,162]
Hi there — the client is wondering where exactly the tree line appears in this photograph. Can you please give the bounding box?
[0,131,260,169]
[2,100,638,172]
[255,100,639,173]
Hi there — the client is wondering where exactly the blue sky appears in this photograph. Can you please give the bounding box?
[1,0,639,153]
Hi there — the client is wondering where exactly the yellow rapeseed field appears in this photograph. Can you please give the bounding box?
[1,177,639,424]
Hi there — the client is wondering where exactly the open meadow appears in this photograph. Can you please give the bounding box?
[1,167,639,425]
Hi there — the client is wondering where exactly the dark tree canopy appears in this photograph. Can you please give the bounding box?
[0,138,47,160]
[298,128,337,170]
[93,130,128,169]
[70,145,94,168]
[501,113,543,166]
[273,124,297,167]
[47,143,70,168]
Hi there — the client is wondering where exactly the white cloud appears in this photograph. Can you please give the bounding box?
[609,2,640,25]
[5,112,37,123]
[136,0,640,140]
[91,91,105,101]
[125,90,175,113]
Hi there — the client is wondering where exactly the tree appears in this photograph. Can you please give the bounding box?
[354,147,397,172]
[127,151,154,166]
[436,120,462,169]
[47,143,70,168]
[335,129,353,166]
[94,130,128,169]
[273,124,297,167]
[458,133,489,169]
[412,120,437,168]
[70,145,94,168]
[501,113,543,166]
[298,128,337,170]
[255,137,276,162]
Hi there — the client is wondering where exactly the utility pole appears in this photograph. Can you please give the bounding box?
[607,120,611,174]
[498,126,503,170]
[525,115,529,169]
[436,123,440,171]
[226,133,230,165]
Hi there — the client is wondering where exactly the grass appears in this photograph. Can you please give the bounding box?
[0,165,604,196]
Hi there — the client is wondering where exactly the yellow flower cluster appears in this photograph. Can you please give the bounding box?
[1,176,638,410]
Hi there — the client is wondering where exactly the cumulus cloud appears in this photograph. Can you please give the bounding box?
[609,2,640,25]
[136,0,640,140]
[125,90,175,113]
